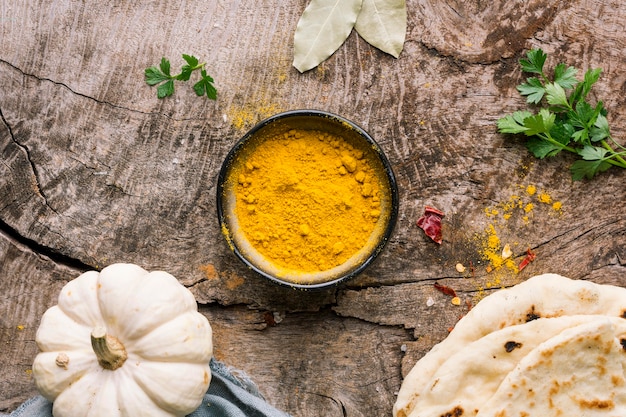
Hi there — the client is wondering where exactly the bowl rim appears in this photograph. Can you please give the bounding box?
[216,109,399,290]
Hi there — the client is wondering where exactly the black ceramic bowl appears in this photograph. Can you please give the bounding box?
[216,110,399,290]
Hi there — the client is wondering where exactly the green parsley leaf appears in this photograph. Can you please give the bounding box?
[159,57,171,76]
[193,69,217,99]
[569,101,604,145]
[590,113,610,142]
[157,79,175,99]
[545,82,568,108]
[177,54,200,81]
[519,49,546,75]
[145,54,217,100]
[570,159,612,180]
[571,129,588,144]
[144,66,170,86]
[517,78,545,104]
[182,54,199,68]
[523,109,555,136]
[497,48,626,180]
[570,67,602,105]
[497,111,532,134]
[578,145,609,161]
[550,120,575,145]
[526,137,563,158]
[582,68,602,95]
[569,101,593,129]
[553,63,578,89]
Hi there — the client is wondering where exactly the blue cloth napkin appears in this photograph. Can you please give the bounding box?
[2,359,291,417]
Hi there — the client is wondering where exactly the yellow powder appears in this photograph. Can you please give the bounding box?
[228,102,284,131]
[231,128,389,274]
[472,183,565,296]
[485,207,499,217]
[479,224,518,273]
[225,273,245,290]
[538,191,552,204]
[199,264,218,280]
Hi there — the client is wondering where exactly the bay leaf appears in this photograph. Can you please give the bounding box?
[293,0,363,73]
[354,0,407,58]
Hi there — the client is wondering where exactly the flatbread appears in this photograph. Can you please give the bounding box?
[394,274,626,417]
[411,315,616,417]
[477,318,626,416]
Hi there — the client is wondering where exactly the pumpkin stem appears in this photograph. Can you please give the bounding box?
[90,326,128,370]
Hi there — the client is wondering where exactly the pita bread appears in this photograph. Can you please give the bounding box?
[411,315,617,417]
[394,274,626,417]
[478,318,626,417]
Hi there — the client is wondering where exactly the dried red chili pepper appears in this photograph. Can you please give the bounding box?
[263,311,277,326]
[518,248,536,271]
[434,282,457,297]
[417,206,444,244]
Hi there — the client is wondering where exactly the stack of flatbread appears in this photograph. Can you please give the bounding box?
[393,273,626,417]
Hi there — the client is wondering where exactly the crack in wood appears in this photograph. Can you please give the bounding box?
[0,105,51,207]
[303,391,348,417]
[0,217,92,273]
[0,58,217,123]
[0,58,141,114]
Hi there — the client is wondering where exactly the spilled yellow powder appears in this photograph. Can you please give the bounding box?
[472,184,564,298]
[523,203,534,213]
[227,102,284,131]
[199,264,218,280]
[477,224,518,277]
[485,207,499,217]
[225,274,245,290]
[538,191,552,204]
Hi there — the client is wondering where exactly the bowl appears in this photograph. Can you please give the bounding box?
[216,110,399,290]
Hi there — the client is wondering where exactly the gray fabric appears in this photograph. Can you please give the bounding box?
[2,359,291,417]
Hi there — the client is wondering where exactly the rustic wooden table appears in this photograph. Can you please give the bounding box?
[1,1,625,415]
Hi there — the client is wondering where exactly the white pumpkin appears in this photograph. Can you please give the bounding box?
[32,263,213,417]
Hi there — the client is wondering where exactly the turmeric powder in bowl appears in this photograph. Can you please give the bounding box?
[217,110,399,289]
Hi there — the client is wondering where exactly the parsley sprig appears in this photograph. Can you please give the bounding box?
[497,49,626,180]
[145,54,217,100]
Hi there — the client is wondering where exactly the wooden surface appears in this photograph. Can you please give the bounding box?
[1,0,625,415]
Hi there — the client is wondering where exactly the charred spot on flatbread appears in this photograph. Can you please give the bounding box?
[505,341,523,352]
[439,406,463,417]
[621,338,626,351]
[576,398,614,409]
[525,305,541,322]
[621,310,626,319]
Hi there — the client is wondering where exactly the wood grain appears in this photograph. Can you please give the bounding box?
[1,0,625,415]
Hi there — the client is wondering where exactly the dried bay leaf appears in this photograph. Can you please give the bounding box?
[355,0,406,58]
[293,0,363,73]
